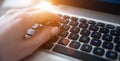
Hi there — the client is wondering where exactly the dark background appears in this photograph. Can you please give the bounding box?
[48,0,120,15]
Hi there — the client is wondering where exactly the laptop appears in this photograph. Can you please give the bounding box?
[24,0,120,61]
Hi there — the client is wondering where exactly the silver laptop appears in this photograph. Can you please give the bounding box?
[24,0,120,61]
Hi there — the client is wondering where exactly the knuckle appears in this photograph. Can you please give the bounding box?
[6,9,17,14]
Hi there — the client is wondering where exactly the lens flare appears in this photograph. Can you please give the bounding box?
[35,1,53,10]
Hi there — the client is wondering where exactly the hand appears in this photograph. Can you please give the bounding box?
[0,8,61,61]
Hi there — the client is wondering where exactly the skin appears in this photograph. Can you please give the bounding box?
[0,8,61,61]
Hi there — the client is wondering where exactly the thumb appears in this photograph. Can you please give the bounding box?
[23,26,59,52]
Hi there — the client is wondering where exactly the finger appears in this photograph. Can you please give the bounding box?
[26,26,59,45]
[27,10,61,26]
[21,10,61,34]
[17,9,61,38]
[22,26,59,53]
[20,10,61,31]
[32,10,61,23]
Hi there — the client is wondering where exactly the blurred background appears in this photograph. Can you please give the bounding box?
[0,0,39,16]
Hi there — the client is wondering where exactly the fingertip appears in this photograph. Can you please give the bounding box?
[50,26,59,36]
[23,26,59,46]
[28,10,62,25]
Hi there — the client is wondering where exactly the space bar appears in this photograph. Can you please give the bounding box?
[53,45,109,61]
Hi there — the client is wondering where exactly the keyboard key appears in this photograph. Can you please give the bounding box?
[50,36,59,42]
[79,36,90,43]
[97,22,105,27]
[79,23,88,28]
[89,25,99,31]
[119,56,120,61]
[79,18,87,23]
[60,24,70,30]
[58,38,69,46]
[106,51,118,59]
[70,27,80,33]
[42,42,53,49]
[88,20,96,25]
[58,30,69,37]
[106,24,115,29]
[69,21,79,26]
[68,33,79,40]
[102,35,113,42]
[110,30,120,36]
[71,16,78,21]
[115,44,120,52]
[91,32,101,38]
[81,44,92,52]
[53,45,109,61]
[63,15,70,19]
[116,26,120,30]
[80,29,90,36]
[90,39,101,46]
[99,27,109,33]
[62,19,69,24]
[114,37,120,44]
[93,47,105,56]
[69,41,80,49]
[102,42,113,49]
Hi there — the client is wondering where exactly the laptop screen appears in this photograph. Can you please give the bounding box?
[48,0,120,15]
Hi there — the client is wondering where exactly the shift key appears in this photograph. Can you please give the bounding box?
[53,45,109,61]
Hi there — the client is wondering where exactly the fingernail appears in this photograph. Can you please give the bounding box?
[50,27,59,35]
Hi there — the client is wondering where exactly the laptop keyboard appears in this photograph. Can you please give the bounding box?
[26,14,120,61]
